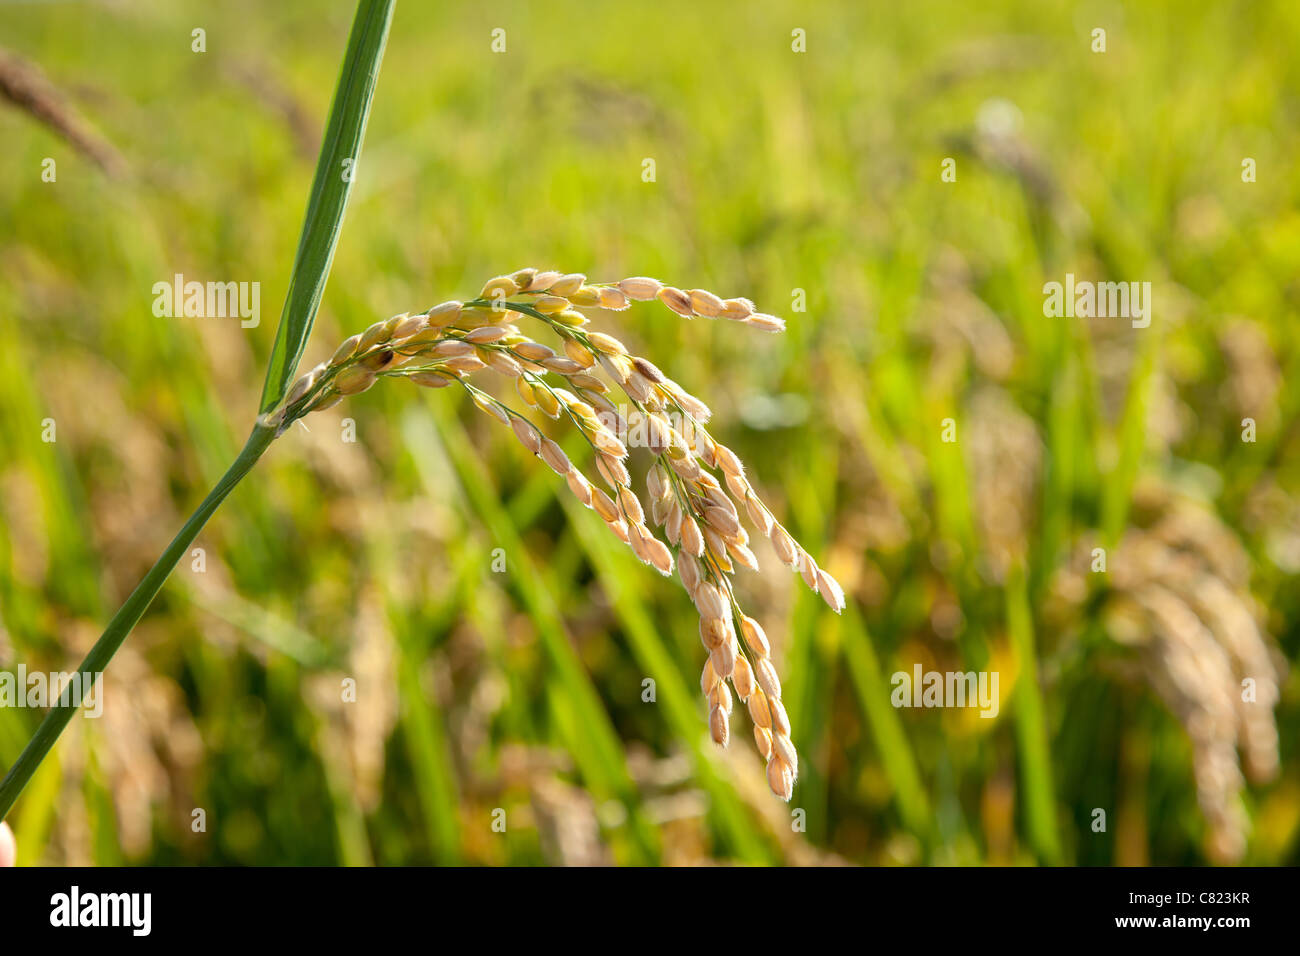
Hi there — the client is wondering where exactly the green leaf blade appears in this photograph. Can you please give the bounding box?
[258,0,395,414]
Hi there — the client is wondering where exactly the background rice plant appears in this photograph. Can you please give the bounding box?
[0,0,1297,865]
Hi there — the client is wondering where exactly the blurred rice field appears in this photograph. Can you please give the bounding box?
[0,0,1297,865]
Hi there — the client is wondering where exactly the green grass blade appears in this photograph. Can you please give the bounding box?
[841,609,936,847]
[1100,329,1160,547]
[394,632,463,864]
[257,0,395,414]
[1006,561,1062,863]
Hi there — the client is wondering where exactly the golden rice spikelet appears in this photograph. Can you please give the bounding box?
[538,438,570,476]
[618,276,663,300]
[391,312,426,339]
[732,654,756,701]
[744,313,787,333]
[530,294,568,314]
[550,273,586,297]
[463,325,510,344]
[426,300,462,327]
[597,286,629,311]
[563,339,596,368]
[553,309,588,328]
[747,688,772,729]
[329,334,363,367]
[586,332,627,355]
[709,639,736,680]
[689,289,726,317]
[513,341,554,362]
[565,467,593,507]
[720,297,755,320]
[334,365,376,395]
[767,755,795,801]
[569,286,601,306]
[408,371,453,388]
[709,703,730,747]
[357,318,392,352]
[700,657,717,697]
[480,276,516,300]
[285,367,319,406]
[657,286,694,317]
[510,417,542,455]
[526,270,561,292]
[275,267,841,802]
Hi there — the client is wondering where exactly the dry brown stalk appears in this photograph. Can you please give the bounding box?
[0,46,126,177]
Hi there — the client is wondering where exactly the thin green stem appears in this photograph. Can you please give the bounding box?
[0,425,276,819]
[1006,559,1062,863]
[0,0,394,821]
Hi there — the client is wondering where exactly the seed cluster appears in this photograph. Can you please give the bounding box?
[1052,484,1283,863]
[263,269,843,800]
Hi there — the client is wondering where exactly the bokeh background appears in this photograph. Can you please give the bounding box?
[1,0,1297,865]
